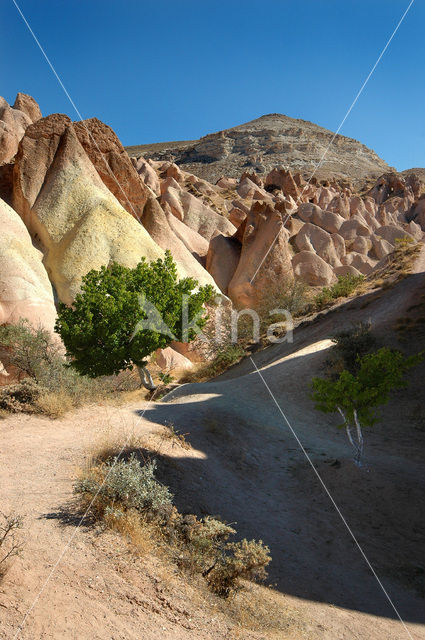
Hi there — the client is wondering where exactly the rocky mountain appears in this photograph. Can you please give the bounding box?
[1,92,425,361]
[126,113,391,184]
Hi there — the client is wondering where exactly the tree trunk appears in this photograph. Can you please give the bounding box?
[353,409,364,466]
[337,406,355,450]
[137,365,157,391]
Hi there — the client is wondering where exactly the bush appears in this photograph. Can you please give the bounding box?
[75,455,271,597]
[256,278,311,320]
[75,454,173,517]
[207,538,271,598]
[0,320,120,416]
[0,379,43,413]
[0,511,23,579]
[314,274,364,308]
[331,321,377,374]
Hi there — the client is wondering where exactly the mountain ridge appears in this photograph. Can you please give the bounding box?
[126,112,392,184]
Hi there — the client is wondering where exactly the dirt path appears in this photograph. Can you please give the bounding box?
[1,248,425,639]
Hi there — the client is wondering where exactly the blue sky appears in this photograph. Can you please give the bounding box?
[1,0,423,171]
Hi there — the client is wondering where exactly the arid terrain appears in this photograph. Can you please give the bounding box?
[1,90,425,640]
[126,113,392,183]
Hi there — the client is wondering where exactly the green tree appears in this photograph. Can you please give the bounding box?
[312,348,423,465]
[55,251,215,389]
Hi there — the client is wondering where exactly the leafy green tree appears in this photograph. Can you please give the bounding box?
[312,348,423,465]
[55,251,215,389]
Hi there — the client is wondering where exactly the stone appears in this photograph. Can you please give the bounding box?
[141,196,218,290]
[350,236,372,255]
[295,223,341,267]
[292,251,336,286]
[0,197,56,332]
[161,186,236,242]
[342,252,376,275]
[265,167,299,200]
[0,96,32,164]
[73,118,149,222]
[375,225,414,245]
[339,218,371,242]
[370,235,394,260]
[134,157,161,196]
[228,202,293,308]
[216,176,237,189]
[331,233,346,260]
[12,93,42,123]
[155,347,192,372]
[206,232,241,294]
[12,115,163,305]
[334,265,362,277]
[165,208,210,262]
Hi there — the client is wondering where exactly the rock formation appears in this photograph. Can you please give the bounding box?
[12,114,163,305]
[0,197,56,331]
[127,113,391,184]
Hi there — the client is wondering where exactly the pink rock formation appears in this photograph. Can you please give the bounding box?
[334,265,362,277]
[339,218,371,243]
[12,114,163,305]
[297,203,344,234]
[141,196,217,290]
[165,207,210,261]
[206,232,241,294]
[161,184,235,241]
[292,251,336,286]
[0,96,32,165]
[295,223,341,267]
[228,202,293,308]
[375,225,414,245]
[155,347,192,372]
[134,157,161,196]
[265,167,299,200]
[12,93,42,123]
[73,117,149,221]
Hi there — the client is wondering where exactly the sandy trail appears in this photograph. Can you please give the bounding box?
[0,247,424,639]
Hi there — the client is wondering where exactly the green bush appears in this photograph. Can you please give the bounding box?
[55,251,214,380]
[314,274,364,308]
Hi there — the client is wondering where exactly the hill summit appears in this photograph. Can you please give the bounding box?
[126,113,391,184]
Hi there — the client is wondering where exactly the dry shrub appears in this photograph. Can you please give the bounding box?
[0,511,23,580]
[0,379,42,413]
[0,320,121,418]
[74,453,271,598]
[206,538,271,598]
[160,423,191,450]
[35,389,75,418]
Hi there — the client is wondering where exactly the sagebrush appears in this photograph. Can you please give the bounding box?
[75,454,271,596]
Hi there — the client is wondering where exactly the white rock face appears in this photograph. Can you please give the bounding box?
[0,197,56,332]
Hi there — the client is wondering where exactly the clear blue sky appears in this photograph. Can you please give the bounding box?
[1,0,423,171]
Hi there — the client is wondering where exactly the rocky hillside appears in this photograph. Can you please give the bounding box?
[1,92,425,370]
[126,113,391,184]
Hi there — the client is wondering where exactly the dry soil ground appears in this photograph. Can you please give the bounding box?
[1,249,425,639]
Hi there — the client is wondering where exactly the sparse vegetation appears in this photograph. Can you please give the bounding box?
[0,511,23,580]
[75,453,271,597]
[314,274,365,308]
[0,320,124,417]
[182,343,246,382]
[331,321,377,374]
